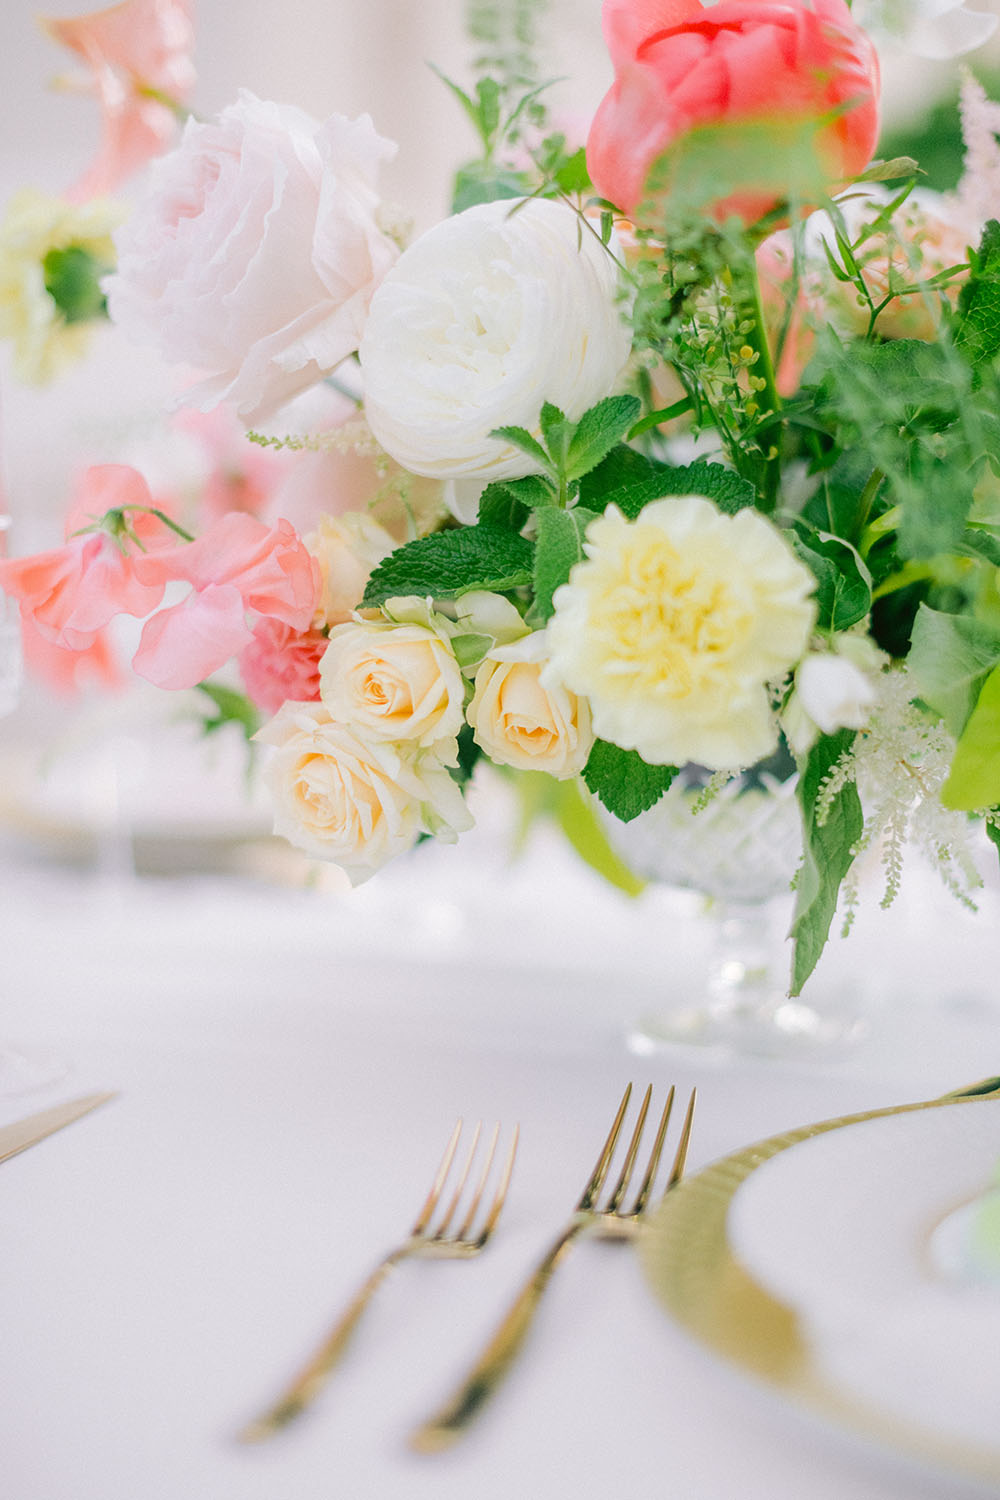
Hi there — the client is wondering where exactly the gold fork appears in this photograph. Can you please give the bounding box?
[410,1082,695,1453]
[240,1118,519,1442]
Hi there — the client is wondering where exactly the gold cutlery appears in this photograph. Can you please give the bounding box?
[240,1117,519,1442]
[0,1092,116,1164]
[410,1081,695,1453]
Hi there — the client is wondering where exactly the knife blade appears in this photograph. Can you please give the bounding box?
[0,1092,116,1165]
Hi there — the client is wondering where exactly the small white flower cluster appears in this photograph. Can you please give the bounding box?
[817,666,987,930]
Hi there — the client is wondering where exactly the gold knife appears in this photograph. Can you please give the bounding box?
[0,1092,117,1164]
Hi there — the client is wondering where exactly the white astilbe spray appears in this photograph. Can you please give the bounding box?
[955,70,1000,235]
[816,667,988,934]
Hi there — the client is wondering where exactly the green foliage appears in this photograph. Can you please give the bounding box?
[43,245,109,324]
[513,771,646,897]
[908,604,1000,736]
[578,447,756,518]
[362,525,534,606]
[789,730,864,996]
[193,683,260,742]
[952,220,1000,371]
[793,532,872,633]
[531,505,598,622]
[582,741,677,823]
[942,664,1000,810]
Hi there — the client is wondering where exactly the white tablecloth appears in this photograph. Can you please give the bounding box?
[1,811,998,1500]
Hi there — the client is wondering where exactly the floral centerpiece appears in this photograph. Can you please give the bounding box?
[3,0,1000,996]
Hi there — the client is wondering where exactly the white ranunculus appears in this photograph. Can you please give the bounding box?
[255,701,472,882]
[105,93,401,423]
[358,197,632,481]
[545,497,816,770]
[796,653,878,735]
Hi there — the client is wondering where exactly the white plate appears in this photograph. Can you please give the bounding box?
[641,1087,1000,1488]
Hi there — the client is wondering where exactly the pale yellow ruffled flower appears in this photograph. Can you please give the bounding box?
[0,188,122,383]
[545,497,816,770]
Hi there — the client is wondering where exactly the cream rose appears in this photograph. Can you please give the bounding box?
[319,618,465,747]
[467,631,594,779]
[105,93,401,422]
[358,196,632,481]
[255,701,473,882]
[305,511,396,628]
[545,497,816,770]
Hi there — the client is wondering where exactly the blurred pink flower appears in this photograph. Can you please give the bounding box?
[19,607,124,695]
[42,0,195,201]
[131,513,319,688]
[238,617,327,715]
[0,464,167,650]
[170,407,295,524]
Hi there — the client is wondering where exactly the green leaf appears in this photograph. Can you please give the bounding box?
[908,604,1000,736]
[43,245,109,324]
[852,156,920,183]
[564,395,642,483]
[514,772,646,897]
[793,533,871,632]
[532,505,598,622]
[942,663,1000,810]
[952,219,1000,370]
[450,722,483,789]
[476,78,502,146]
[582,740,677,823]
[554,146,591,194]
[194,682,260,742]
[539,402,572,473]
[577,447,756,519]
[632,460,758,517]
[451,162,531,214]
[489,423,551,472]
[362,525,534,607]
[789,730,864,997]
[987,818,1000,871]
[477,474,556,530]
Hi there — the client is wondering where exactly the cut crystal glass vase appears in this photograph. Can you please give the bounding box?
[604,760,868,1058]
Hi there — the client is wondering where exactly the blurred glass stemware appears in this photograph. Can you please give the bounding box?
[0,515,69,1096]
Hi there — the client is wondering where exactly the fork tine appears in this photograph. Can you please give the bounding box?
[663,1088,697,1194]
[451,1122,496,1240]
[575,1082,633,1211]
[410,1119,463,1236]
[471,1123,519,1245]
[605,1083,652,1212]
[630,1084,675,1216]
[432,1121,482,1239]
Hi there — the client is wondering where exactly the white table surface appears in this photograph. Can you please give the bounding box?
[1,796,998,1500]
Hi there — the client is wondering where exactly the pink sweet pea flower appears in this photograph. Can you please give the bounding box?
[586,0,881,225]
[0,464,168,650]
[131,513,319,688]
[19,607,124,695]
[42,0,195,201]
[238,617,327,715]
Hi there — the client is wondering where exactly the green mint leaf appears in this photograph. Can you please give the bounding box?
[793,532,871,632]
[362,525,534,607]
[477,474,557,530]
[539,402,572,473]
[451,162,532,213]
[908,604,1000,736]
[489,423,552,472]
[43,245,109,324]
[582,740,677,823]
[953,219,1000,370]
[789,730,863,997]
[941,663,1000,810]
[564,395,642,483]
[577,447,756,519]
[532,505,598,621]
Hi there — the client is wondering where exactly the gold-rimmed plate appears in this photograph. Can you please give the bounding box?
[641,1083,1000,1488]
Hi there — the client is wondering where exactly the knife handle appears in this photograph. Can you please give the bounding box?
[409,1220,584,1452]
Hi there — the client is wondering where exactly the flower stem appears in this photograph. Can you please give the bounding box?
[741,253,782,513]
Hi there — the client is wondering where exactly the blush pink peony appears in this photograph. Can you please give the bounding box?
[105,93,402,423]
[586,0,881,225]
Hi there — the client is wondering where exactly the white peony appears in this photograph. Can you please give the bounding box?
[358,197,632,482]
[545,497,816,770]
[106,93,401,423]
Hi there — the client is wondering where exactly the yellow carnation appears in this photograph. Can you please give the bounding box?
[545,496,816,769]
[0,188,122,384]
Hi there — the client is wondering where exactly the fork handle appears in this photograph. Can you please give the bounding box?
[240,1253,401,1441]
[410,1220,586,1452]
